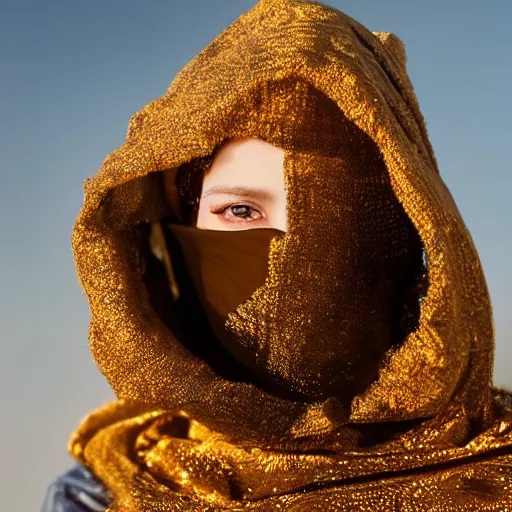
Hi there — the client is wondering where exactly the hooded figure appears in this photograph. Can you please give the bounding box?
[44,0,512,510]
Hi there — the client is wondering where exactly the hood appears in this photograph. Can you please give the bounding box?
[73,0,494,434]
[69,0,512,509]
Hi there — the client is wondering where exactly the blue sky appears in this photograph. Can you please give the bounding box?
[1,1,511,510]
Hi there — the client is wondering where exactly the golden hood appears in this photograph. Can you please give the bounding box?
[69,0,512,510]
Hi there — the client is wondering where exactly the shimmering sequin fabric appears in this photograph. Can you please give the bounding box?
[69,0,512,509]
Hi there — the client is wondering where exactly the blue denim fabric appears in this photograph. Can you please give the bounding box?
[42,464,110,512]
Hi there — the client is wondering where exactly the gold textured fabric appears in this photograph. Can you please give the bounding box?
[69,0,512,509]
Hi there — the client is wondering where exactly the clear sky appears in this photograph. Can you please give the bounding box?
[1,1,511,510]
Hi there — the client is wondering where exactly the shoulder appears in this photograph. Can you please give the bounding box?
[42,464,110,512]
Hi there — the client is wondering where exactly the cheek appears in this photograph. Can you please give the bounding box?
[196,201,214,229]
[268,193,288,233]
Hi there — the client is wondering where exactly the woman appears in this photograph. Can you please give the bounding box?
[43,0,512,510]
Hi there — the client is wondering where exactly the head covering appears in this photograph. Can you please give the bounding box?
[69,0,512,509]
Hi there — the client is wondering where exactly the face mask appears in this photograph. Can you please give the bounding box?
[166,209,418,407]
[166,224,282,385]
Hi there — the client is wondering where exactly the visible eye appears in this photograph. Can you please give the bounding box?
[211,203,265,223]
[228,205,262,220]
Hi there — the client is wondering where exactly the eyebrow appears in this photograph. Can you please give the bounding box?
[201,185,276,201]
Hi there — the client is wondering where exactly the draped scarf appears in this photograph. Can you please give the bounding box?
[69,0,512,509]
